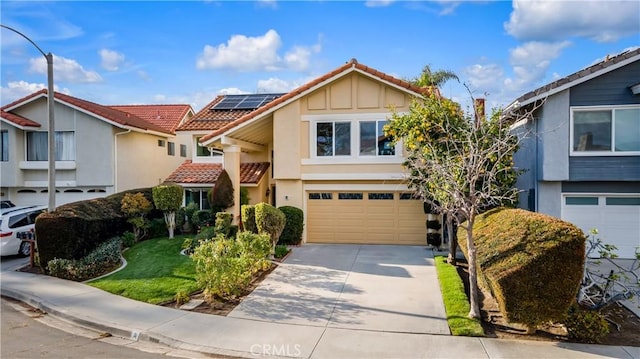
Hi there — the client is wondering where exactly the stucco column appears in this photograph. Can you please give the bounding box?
[223,144,241,224]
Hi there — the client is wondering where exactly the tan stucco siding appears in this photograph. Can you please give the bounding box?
[116,132,184,191]
[273,100,301,179]
[302,163,405,174]
[274,179,303,210]
[299,73,412,115]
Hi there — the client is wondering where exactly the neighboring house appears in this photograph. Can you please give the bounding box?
[165,94,283,209]
[0,90,191,207]
[508,48,640,258]
[199,59,436,245]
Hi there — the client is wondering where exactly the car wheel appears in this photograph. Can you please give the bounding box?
[18,241,31,257]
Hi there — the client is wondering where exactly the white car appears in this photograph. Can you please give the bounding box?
[0,205,47,256]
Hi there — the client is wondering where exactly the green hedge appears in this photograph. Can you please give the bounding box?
[254,203,286,247]
[457,207,585,329]
[277,206,304,245]
[35,188,156,268]
[241,205,258,233]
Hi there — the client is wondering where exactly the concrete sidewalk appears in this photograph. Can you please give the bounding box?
[1,270,638,358]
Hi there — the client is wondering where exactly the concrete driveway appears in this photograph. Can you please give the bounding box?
[228,244,450,335]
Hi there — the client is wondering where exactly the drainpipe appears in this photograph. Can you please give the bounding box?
[114,129,131,193]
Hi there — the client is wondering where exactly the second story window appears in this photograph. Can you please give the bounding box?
[195,136,222,158]
[26,131,75,161]
[1,130,8,161]
[168,141,175,156]
[316,121,351,156]
[180,144,187,157]
[572,106,640,154]
[360,120,395,156]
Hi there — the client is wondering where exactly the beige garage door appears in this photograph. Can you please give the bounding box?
[307,191,426,245]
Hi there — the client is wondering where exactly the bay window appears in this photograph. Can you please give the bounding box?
[572,106,640,154]
[26,131,75,161]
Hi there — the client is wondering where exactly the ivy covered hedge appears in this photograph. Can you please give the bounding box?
[35,188,157,269]
[457,207,586,329]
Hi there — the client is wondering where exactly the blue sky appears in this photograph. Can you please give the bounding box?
[1,1,639,113]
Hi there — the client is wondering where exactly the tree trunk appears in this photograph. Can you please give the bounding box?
[466,218,481,319]
[446,215,457,265]
[165,211,175,239]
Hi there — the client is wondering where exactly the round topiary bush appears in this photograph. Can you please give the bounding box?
[565,305,610,343]
[277,206,304,245]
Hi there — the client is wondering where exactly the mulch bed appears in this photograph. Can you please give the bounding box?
[454,259,640,346]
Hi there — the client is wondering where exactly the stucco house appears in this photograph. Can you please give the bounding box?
[198,59,435,245]
[164,94,281,210]
[0,90,192,206]
[508,48,640,258]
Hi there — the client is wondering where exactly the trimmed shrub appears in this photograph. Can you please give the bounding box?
[121,192,153,241]
[565,305,610,343]
[274,245,290,259]
[214,212,233,237]
[457,207,586,330]
[122,231,136,248]
[192,210,214,229]
[209,170,234,211]
[36,188,155,267]
[241,205,258,233]
[47,237,122,281]
[254,203,286,254]
[277,206,304,245]
[191,231,270,300]
[152,184,183,238]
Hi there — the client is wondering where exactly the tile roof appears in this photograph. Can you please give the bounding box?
[175,96,254,131]
[1,90,173,135]
[239,162,271,184]
[512,47,640,108]
[200,58,438,143]
[108,104,192,132]
[1,110,41,128]
[164,160,270,185]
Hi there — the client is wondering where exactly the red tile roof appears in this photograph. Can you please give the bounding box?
[176,96,254,131]
[164,160,270,184]
[239,162,271,184]
[1,110,41,128]
[1,90,172,135]
[109,104,193,132]
[200,58,438,143]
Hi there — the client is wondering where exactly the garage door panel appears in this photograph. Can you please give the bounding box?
[562,195,640,259]
[307,191,425,245]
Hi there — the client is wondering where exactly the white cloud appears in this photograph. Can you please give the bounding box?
[464,63,504,94]
[29,55,102,83]
[505,0,640,42]
[256,0,277,9]
[99,49,125,71]
[0,80,70,105]
[365,0,395,8]
[256,78,297,93]
[196,29,283,71]
[504,41,571,93]
[196,29,322,72]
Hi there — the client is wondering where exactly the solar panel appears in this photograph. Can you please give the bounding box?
[211,93,285,110]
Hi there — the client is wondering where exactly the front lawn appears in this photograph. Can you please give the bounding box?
[434,255,485,336]
[89,235,199,304]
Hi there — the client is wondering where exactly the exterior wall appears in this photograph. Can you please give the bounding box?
[0,124,25,187]
[570,61,640,106]
[512,119,537,211]
[537,181,562,218]
[271,73,413,182]
[569,157,640,181]
[274,179,303,210]
[539,90,570,181]
[116,131,184,191]
[562,181,640,193]
[273,101,302,179]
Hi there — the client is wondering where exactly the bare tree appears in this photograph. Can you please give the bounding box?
[387,93,532,318]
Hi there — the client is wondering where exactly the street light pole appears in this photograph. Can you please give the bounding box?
[1,24,56,212]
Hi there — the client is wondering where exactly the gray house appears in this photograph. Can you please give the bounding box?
[508,48,640,259]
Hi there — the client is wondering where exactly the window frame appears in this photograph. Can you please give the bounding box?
[194,136,223,159]
[167,141,175,156]
[1,130,8,162]
[307,113,401,163]
[570,105,640,156]
[25,130,76,161]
